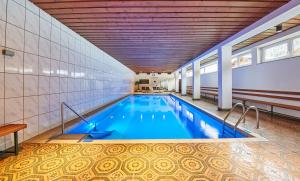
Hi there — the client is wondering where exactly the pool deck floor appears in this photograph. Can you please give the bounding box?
[0,93,300,180]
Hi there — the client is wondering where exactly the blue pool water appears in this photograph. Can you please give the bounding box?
[65,95,247,139]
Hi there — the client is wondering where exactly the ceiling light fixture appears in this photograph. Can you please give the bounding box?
[275,24,283,32]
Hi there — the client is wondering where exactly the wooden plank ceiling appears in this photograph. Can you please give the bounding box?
[31,0,289,73]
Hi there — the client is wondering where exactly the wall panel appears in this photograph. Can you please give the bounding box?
[0,0,135,150]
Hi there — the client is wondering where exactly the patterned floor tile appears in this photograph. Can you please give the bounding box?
[0,142,298,181]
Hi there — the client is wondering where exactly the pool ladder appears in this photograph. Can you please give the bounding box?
[61,102,93,134]
[223,103,260,135]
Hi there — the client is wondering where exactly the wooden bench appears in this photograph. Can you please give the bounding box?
[199,87,300,116]
[186,86,216,100]
[0,124,27,155]
[187,86,193,95]
[233,96,300,113]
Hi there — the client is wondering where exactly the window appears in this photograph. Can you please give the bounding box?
[292,37,300,56]
[232,53,252,68]
[231,57,238,68]
[200,68,205,74]
[262,41,289,62]
[260,35,300,63]
[139,79,149,84]
[186,70,193,77]
[200,61,218,74]
[239,53,252,66]
[205,63,218,73]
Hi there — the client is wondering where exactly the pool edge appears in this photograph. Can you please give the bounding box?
[31,93,268,144]
[169,93,267,142]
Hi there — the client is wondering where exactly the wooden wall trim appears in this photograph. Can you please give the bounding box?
[200,86,300,95]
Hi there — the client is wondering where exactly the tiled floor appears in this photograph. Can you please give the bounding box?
[0,94,300,181]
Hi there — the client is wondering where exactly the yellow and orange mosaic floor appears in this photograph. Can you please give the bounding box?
[1,95,300,181]
[0,141,299,181]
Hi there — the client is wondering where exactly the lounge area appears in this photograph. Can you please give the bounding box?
[0,0,300,180]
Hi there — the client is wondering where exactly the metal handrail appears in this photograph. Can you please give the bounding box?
[61,102,90,134]
[169,96,176,102]
[234,106,260,131]
[223,103,245,128]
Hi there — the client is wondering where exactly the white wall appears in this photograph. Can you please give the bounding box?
[232,57,300,91]
[187,76,192,87]
[201,72,218,88]
[161,76,175,91]
[136,73,174,90]
[0,0,135,150]
[200,25,300,118]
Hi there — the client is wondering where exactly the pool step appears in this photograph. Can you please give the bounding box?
[89,130,114,139]
[222,127,236,138]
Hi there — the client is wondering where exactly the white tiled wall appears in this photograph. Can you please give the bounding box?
[0,0,135,150]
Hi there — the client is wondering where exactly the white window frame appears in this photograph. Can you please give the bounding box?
[200,68,205,74]
[260,39,291,63]
[291,35,300,57]
[231,57,239,69]
[200,61,218,75]
[232,51,252,69]
[261,40,290,63]
[186,70,193,77]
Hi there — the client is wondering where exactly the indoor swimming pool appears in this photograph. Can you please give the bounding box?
[65,94,248,139]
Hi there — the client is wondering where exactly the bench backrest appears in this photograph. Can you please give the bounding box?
[199,86,300,110]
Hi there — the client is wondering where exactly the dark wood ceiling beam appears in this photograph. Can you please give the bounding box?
[76,31,238,34]
[66,22,250,26]
[89,39,225,43]
[81,34,231,38]
[60,17,258,23]
[62,25,247,30]
[74,28,242,32]
[67,27,244,31]
[86,38,229,43]
[105,54,197,56]
[109,57,195,60]
[101,47,202,49]
[61,17,258,23]
[101,47,202,51]
[32,0,288,3]
[89,41,225,43]
[46,7,274,14]
[94,45,215,48]
[83,37,229,41]
[55,12,268,19]
[33,1,286,9]
[66,21,253,27]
